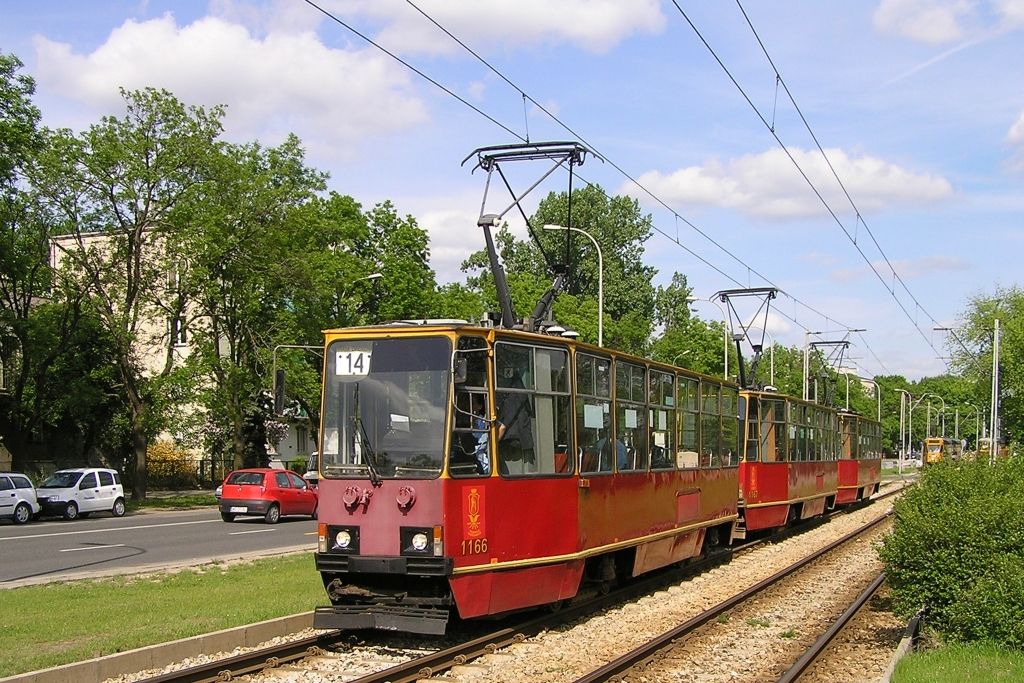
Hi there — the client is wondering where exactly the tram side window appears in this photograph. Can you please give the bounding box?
[744,395,759,461]
[450,336,491,478]
[578,353,613,474]
[787,402,799,462]
[808,409,818,461]
[761,399,786,462]
[721,387,739,467]
[495,342,572,477]
[678,378,700,469]
[701,382,722,468]
[649,370,675,470]
[616,362,648,472]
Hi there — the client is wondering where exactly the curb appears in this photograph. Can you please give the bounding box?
[0,612,315,683]
[877,608,925,683]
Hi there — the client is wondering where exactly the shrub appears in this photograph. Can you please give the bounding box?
[146,439,200,489]
[288,457,306,474]
[879,457,1024,648]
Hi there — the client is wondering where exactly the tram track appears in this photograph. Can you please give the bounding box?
[111,483,905,683]
[566,513,891,683]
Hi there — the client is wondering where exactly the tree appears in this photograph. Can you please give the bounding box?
[949,286,1024,449]
[180,134,326,470]
[460,184,658,356]
[47,88,223,498]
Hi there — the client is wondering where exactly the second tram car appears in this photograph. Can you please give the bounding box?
[737,391,839,534]
[836,412,883,503]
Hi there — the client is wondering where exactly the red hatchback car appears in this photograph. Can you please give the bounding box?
[217,469,318,524]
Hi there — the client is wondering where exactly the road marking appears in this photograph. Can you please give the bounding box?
[0,519,220,542]
[59,544,127,553]
[304,532,318,536]
[228,528,277,536]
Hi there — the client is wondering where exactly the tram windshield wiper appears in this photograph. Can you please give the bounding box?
[352,383,383,488]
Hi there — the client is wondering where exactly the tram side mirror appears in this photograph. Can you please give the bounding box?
[454,357,468,384]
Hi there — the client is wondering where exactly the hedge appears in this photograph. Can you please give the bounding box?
[879,457,1024,648]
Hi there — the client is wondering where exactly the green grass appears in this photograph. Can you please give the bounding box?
[0,552,324,677]
[894,643,1024,683]
[125,495,218,511]
[746,617,771,627]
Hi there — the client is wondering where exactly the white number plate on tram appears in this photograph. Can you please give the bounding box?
[336,351,371,376]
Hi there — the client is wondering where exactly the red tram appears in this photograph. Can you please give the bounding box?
[306,141,881,634]
[312,324,741,634]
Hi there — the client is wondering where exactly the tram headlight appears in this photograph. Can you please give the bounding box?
[335,530,352,549]
[411,533,429,551]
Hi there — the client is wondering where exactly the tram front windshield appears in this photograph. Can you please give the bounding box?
[321,336,450,479]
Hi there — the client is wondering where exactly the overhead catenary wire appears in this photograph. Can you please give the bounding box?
[670,0,946,370]
[398,0,888,366]
[306,0,890,373]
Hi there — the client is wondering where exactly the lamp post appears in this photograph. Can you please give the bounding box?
[544,225,602,347]
[964,402,982,454]
[908,392,941,456]
[801,330,824,401]
[853,376,882,422]
[745,326,775,386]
[897,389,912,473]
[687,296,730,380]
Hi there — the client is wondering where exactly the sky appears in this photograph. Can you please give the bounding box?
[1,0,1022,380]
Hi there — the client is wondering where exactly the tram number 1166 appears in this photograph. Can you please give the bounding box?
[461,538,488,556]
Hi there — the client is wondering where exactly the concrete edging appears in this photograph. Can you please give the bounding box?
[0,611,314,683]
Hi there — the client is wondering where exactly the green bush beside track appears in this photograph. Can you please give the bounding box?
[879,457,1024,649]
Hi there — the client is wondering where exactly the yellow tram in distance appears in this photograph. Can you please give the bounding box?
[923,437,962,464]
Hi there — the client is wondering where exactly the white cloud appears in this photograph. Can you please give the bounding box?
[829,254,972,281]
[1009,110,1024,169]
[624,147,953,220]
[418,208,482,283]
[325,0,666,55]
[873,0,973,44]
[873,0,1024,44]
[32,14,428,154]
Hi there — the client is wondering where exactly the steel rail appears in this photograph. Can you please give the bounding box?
[569,512,893,683]
[775,571,887,683]
[142,632,343,683]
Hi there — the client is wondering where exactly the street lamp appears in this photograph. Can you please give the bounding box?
[543,225,603,347]
[963,402,982,454]
[687,296,730,380]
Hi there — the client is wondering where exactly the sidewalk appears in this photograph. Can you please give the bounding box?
[140,489,216,498]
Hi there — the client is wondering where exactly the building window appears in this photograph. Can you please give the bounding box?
[170,317,187,346]
[296,426,308,455]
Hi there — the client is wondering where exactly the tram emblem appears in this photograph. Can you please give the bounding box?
[463,486,485,538]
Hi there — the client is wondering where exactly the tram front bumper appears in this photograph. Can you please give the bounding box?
[313,604,449,634]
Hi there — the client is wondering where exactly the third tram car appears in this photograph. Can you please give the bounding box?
[924,436,963,464]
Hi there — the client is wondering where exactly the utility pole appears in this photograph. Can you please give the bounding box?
[990,318,1001,464]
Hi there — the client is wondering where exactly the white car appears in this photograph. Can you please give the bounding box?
[37,468,126,520]
[0,472,41,524]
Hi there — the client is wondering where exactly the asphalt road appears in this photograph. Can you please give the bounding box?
[0,507,318,587]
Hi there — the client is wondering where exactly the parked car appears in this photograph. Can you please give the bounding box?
[218,468,318,524]
[37,468,125,520]
[0,472,41,524]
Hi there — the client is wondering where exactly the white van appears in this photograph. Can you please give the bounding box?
[37,468,126,520]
